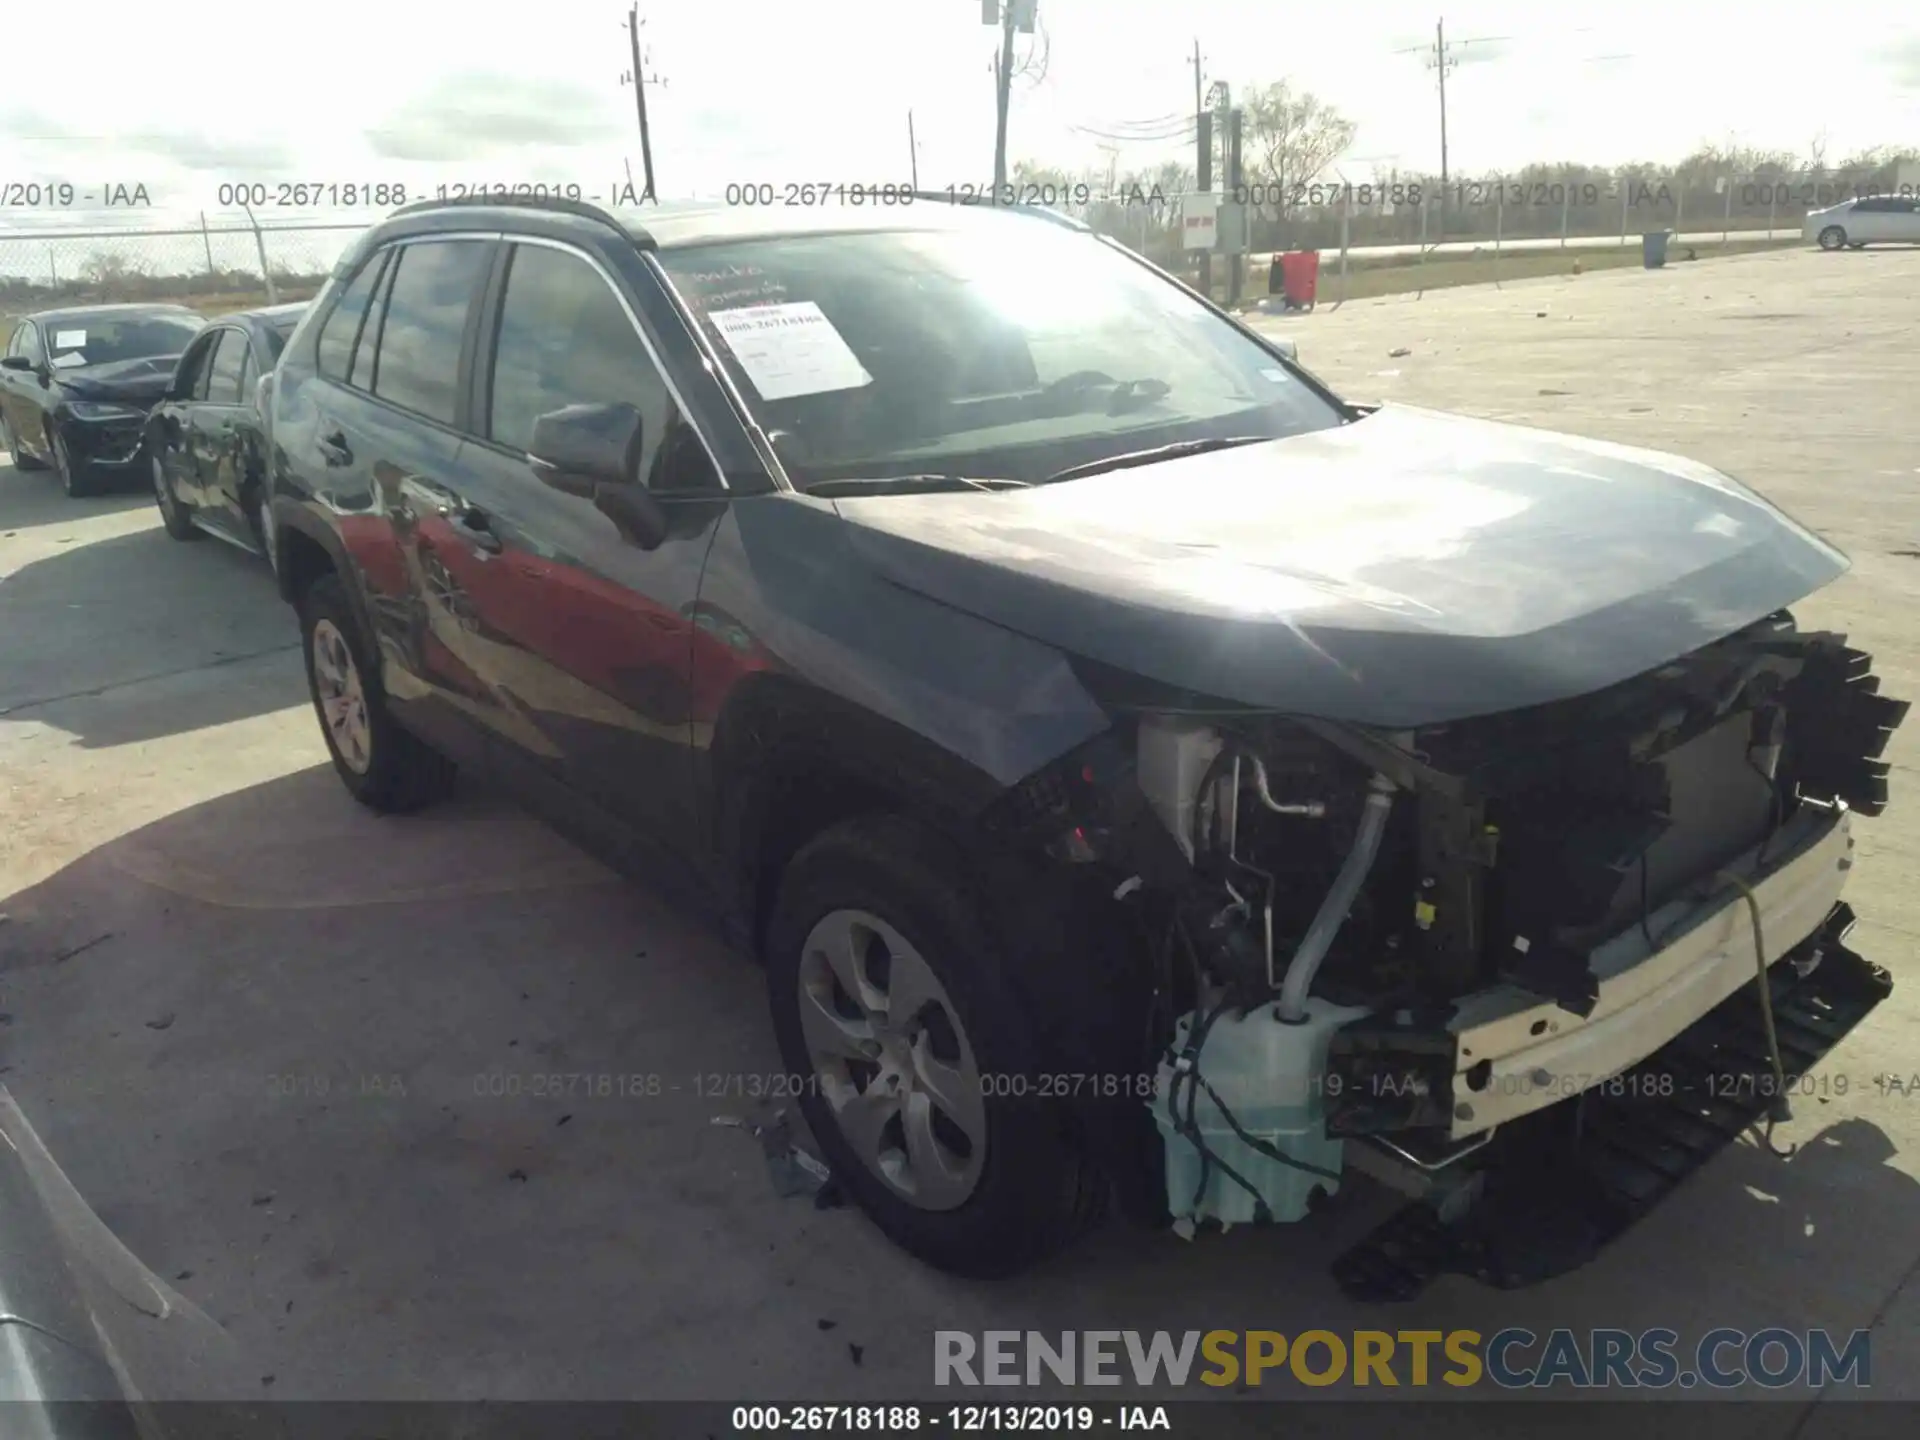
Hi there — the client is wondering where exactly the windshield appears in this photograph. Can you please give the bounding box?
[659,224,1343,488]
[44,313,202,369]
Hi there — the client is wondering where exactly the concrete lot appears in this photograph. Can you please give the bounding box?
[1,245,1916,1423]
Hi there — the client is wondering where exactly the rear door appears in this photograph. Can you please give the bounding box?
[341,235,502,751]
[438,235,728,841]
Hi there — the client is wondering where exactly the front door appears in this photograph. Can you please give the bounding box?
[1,322,52,462]
[436,237,727,843]
[186,327,251,526]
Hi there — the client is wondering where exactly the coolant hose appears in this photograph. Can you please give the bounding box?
[1276,773,1398,1022]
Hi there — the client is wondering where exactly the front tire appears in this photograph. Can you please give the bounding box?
[53,430,102,498]
[1,414,47,471]
[153,456,201,541]
[765,815,1104,1278]
[1818,225,1848,251]
[299,573,456,813]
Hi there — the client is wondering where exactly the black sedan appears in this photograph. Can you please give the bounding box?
[147,302,306,563]
[0,303,205,497]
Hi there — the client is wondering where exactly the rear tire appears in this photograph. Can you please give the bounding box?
[1817,225,1847,251]
[765,814,1105,1278]
[153,456,201,541]
[299,573,456,813]
[248,490,278,576]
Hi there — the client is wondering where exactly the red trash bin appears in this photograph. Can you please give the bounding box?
[1278,250,1320,311]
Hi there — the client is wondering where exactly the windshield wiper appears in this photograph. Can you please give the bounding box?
[803,474,1032,498]
[1041,435,1272,486]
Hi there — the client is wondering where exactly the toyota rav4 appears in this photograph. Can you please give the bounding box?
[263,193,1906,1293]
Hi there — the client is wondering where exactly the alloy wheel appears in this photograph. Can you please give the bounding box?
[1818,226,1846,251]
[310,618,373,775]
[796,908,988,1211]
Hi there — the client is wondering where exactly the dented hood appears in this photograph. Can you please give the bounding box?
[832,405,1849,728]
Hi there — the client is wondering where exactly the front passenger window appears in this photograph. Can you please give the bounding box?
[486,243,716,491]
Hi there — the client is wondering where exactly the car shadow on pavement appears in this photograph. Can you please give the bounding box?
[0,462,152,532]
[0,525,303,747]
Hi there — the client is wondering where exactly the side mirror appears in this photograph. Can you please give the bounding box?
[0,355,33,372]
[528,402,669,551]
[529,403,644,493]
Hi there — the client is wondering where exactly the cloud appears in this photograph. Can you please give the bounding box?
[120,132,298,174]
[1885,35,1920,89]
[365,72,626,160]
[0,107,294,174]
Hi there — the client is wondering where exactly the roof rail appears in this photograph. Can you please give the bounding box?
[901,190,1089,230]
[386,191,631,231]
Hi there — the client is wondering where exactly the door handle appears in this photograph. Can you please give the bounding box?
[317,430,352,466]
[453,508,503,554]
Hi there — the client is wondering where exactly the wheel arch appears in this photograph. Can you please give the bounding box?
[272,503,375,648]
[708,673,1022,956]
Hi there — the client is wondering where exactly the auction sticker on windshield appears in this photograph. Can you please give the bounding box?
[50,353,87,369]
[707,301,873,401]
[53,330,86,349]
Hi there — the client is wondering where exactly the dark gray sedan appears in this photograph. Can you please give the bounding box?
[146,302,307,564]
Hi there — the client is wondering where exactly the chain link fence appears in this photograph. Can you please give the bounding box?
[0,220,364,336]
[1035,168,1898,300]
[2,167,1894,333]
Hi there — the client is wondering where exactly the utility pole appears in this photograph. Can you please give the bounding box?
[1429,17,1454,239]
[990,2,1019,191]
[1191,38,1203,133]
[1227,106,1244,305]
[908,110,920,189]
[1191,39,1211,297]
[624,4,658,202]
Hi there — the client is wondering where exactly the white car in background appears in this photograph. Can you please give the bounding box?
[1804,194,1920,249]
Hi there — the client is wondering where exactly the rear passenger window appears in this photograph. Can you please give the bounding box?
[315,253,388,381]
[371,240,491,425]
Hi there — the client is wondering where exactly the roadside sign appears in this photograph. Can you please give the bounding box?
[1182,191,1219,250]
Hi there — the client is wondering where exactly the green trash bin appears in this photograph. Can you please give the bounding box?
[1642,230,1671,268]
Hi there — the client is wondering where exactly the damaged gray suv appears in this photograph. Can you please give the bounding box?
[265,193,1906,1293]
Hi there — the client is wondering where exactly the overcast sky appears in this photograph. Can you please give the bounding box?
[3,0,1918,230]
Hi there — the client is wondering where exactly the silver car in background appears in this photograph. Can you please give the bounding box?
[1805,194,1920,249]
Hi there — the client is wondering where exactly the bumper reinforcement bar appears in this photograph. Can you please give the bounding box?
[1331,901,1891,1301]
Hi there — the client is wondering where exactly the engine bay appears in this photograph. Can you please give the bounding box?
[990,609,1909,1240]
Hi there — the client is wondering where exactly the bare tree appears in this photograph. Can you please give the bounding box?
[1239,82,1355,217]
[79,252,148,286]
[1806,129,1830,176]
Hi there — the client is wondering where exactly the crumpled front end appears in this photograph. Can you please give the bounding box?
[986,610,1906,1294]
